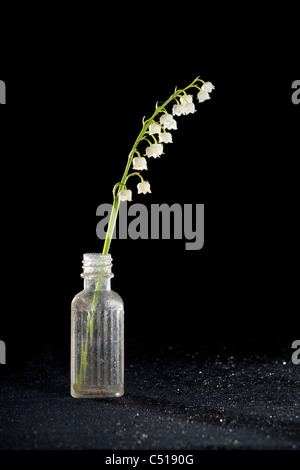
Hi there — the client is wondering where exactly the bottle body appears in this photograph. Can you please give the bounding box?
[71,254,124,398]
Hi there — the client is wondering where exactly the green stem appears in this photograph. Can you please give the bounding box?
[76,76,207,390]
[102,89,181,254]
[126,172,144,183]
[75,273,104,389]
[146,132,158,144]
[142,138,154,147]
[102,196,120,254]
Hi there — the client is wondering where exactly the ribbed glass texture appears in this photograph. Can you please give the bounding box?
[71,254,124,398]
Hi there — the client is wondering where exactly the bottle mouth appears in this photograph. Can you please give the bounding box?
[81,253,114,279]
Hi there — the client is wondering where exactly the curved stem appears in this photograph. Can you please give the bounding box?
[146,132,158,144]
[126,172,144,183]
[179,94,189,104]
[130,149,142,158]
[155,121,166,132]
[142,137,153,147]
[112,182,123,198]
[184,83,203,92]
[102,77,204,254]
[193,77,205,85]
[77,76,209,389]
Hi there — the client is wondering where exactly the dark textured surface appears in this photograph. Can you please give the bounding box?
[0,338,299,450]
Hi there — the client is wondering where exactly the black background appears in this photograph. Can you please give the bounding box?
[0,11,299,361]
[0,8,300,454]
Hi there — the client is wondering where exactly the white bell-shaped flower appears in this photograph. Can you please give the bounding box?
[197,91,211,103]
[177,94,196,115]
[158,132,173,143]
[183,102,196,115]
[160,114,177,130]
[201,82,215,93]
[132,156,148,170]
[149,123,161,134]
[119,189,132,202]
[172,104,185,116]
[179,94,193,105]
[137,180,151,194]
[145,143,164,158]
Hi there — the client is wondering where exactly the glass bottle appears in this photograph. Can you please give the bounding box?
[71,253,124,398]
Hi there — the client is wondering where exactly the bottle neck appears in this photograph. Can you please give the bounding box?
[84,278,111,290]
[81,253,114,291]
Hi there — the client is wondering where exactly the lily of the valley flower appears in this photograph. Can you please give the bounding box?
[149,123,161,134]
[160,113,177,130]
[183,102,196,114]
[101,76,214,256]
[119,189,132,202]
[145,143,164,158]
[201,82,215,93]
[132,156,148,170]
[197,81,215,103]
[172,104,186,116]
[180,94,193,105]
[172,94,196,116]
[137,180,151,194]
[178,95,196,115]
[158,132,173,143]
[197,91,211,103]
